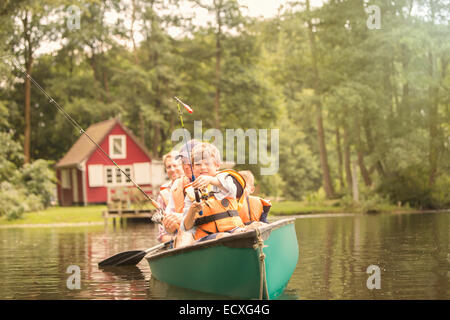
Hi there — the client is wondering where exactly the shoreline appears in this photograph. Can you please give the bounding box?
[272,209,450,220]
[0,221,105,229]
[1,208,448,229]
[272,208,450,217]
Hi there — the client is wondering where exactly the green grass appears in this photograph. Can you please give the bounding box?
[0,200,415,226]
[269,200,412,215]
[270,200,344,215]
[0,205,107,225]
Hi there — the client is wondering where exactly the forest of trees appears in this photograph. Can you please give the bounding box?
[0,0,449,218]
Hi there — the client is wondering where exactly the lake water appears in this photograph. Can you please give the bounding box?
[0,211,448,300]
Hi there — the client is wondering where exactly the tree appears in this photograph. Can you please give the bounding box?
[9,0,59,163]
[191,0,245,129]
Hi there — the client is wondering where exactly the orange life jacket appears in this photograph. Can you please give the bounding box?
[238,196,271,225]
[171,176,191,213]
[159,183,171,207]
[185,169,246,240]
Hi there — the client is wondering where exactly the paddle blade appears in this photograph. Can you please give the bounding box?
[98,250,146,267]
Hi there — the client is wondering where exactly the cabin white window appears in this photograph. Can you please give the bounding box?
[106,167,113,184]
[88,165,104,187]
[109,135,126,159]
[61,169,71,189]
[104,166,133,186]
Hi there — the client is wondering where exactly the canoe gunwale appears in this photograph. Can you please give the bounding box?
[146,218,296,262]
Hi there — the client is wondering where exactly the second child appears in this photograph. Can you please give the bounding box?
[174,142,247,248]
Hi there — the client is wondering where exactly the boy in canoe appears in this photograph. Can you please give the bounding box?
[238,170,271,225]
[175,142,253,248]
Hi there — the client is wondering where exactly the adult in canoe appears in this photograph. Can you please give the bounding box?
[156,151,183,243]
[157,140,199,243]
[158,151,183,209]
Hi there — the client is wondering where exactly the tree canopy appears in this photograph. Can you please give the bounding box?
[0,0,449,211]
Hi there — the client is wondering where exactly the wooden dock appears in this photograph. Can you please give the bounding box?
[103,208,156,226]
[103,186,158,226]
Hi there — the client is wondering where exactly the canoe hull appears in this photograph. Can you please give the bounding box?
[146,218,298,299]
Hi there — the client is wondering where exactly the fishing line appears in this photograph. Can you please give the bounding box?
[4,56,161,210]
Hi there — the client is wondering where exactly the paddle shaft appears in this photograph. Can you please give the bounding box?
[98,241,171,267]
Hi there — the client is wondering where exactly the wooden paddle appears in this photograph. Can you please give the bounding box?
[98,241,171,267]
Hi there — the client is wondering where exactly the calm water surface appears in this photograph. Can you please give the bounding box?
[0,212,448,299]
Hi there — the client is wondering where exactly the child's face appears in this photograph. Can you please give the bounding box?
[193,158,219,177]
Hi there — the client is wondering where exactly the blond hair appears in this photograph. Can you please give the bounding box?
[191,142,221,165]
[238,170,255,188]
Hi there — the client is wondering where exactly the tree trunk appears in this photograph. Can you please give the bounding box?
[357,151,372,187]
[153,123,160,157]
[139,115,145,144]
[214,8,222,129]
[335,127,344,191]
[399,44,410,123]
[130,0,139,64]
[343,126,353,194]
[22,13,33,164]
[305,0,334,198]
[355,113,372,187]
[352,160,359,203]
[428,50,438,187]
[103,68,109,102]
[316,107,335,198]
[352,161,359,203]
[24,62,32,164]
[363,117,385,177]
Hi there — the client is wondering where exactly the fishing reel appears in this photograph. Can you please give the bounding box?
[194,188,219,217]
[194,188,210,202]
[151,208,164,224]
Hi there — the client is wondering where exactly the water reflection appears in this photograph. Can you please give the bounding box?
[287,212,449,299]
[0,212,448,299]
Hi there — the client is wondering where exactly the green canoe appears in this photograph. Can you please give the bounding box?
[146,218,299,300]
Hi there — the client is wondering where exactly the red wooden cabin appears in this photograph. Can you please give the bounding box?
[55,118,166,206]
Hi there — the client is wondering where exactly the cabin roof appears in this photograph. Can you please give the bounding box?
[55,118,151,168]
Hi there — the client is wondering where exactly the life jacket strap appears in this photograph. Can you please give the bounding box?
[193,210,240,227]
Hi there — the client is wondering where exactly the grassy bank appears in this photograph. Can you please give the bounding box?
[0,205,107,226]
[269,200,412,215]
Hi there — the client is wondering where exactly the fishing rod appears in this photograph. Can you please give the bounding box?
[174,96,195,182]
[6,56,162,212]
[173,96,204,213]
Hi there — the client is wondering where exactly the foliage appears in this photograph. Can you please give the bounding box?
[0,133,55,219]
[19,159,56,207]
[0,182,27,220]
[430,174,450,208]
[0,0,448,211]
[0,131,24,181]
